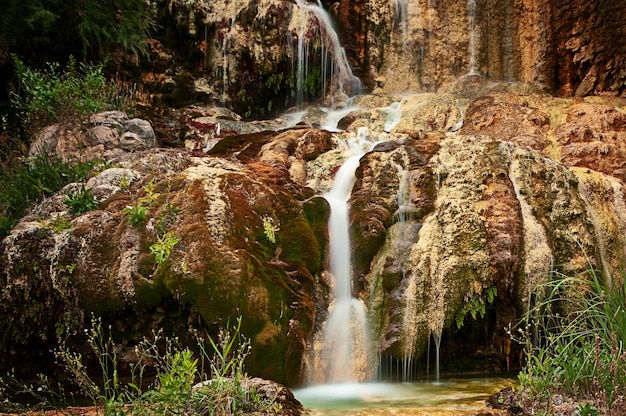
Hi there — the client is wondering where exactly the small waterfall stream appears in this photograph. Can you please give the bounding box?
[504,144,554,304]
[220,18,236,105]
[394,0,409,43]
[310,128,378,384]
[467,0,478,74]
[293,0,362,106]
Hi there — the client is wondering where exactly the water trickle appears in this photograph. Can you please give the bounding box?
[432,330,442,382]
[310,127,378,384]
[221,18,236,105]
[394,166,414,223]
[383,101,403,132]
[292,0,362,107]
[504,144,553,304]
[427,0,435,35]
[467,0,478,75]
[394,0,409,43]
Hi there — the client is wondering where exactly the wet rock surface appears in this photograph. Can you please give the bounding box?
[2,85,626,389]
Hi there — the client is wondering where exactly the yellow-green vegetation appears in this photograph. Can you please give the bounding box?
[513,260,626,414]
[455,286,497,329]
[124,203,149,227]
[262,215,280,244]
[0,317,281,415]
[150,232,181,265]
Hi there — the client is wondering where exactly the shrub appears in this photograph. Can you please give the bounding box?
[10,55,135,132]
[0,317,279,415]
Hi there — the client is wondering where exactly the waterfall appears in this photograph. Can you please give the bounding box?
[382,160,423,383]
[221,18,236,105]
[293,0,362,107]
[467,0,478,74]
[504,144,553,305]
[394,0,409,43]
[383,101,403,132]
[310,127,377,384]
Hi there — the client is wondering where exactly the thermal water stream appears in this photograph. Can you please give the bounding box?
[293,0,362,106]
[309,127,378,384]
[467,0,478,74]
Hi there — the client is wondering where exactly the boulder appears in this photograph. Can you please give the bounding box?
[29,112,158,162]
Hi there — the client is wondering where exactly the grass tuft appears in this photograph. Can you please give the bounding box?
[0,154,94,237]
[514,258,626,413]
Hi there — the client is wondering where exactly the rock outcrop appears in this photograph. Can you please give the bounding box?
[138,0,626,118]
[1,119,335,385]
[3,85,626,384]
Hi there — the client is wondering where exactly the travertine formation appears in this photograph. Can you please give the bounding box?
[141,0,626,116]
[2,0,626,386]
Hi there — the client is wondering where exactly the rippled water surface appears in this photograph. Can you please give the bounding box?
[293,377,516,415]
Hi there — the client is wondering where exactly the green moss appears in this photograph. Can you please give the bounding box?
[278,217,321,273]
[134,276,168,309]
[302,196,329,266]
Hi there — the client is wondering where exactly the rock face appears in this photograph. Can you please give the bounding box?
[1,126,334,385]
[328,0,626,97]
[140,0,626,118]
[3,84,626,385]
[29,111,158,162]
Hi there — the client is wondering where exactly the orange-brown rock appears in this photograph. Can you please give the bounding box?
[459,92,551,151]
[555,102,626,181]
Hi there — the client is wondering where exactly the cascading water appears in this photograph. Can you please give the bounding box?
[467,0,478,74]
[221,18,236,105]
[394,0,409,43]
[392,163,426,383]
[292,0,362,107]
[309,127,378,384]
[383,101,403,132]
[503,143,554,305]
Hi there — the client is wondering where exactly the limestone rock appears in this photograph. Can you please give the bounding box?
[555,101,626,181]
[459,91,551,151]
[1,145,324,385]
[29,112,158,162]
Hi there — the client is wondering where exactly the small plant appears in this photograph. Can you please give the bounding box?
[191,317,278,415]
[262,216,280,244]
[579,403,599,416]
[150,232,181,264]
[143,177,160,205]
[57,264,76,274]
[119,173,130,188]
[455,286,497,328]
[124,203,148,227]
[49,215,72,232]
[64,185,99,216]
